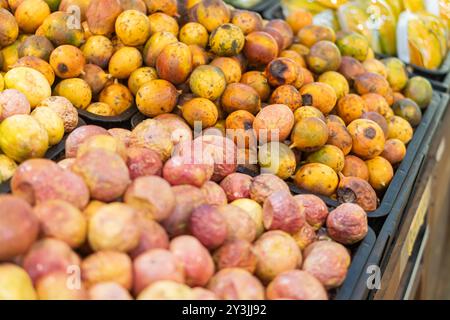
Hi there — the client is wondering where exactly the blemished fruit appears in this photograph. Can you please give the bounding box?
[136,79,178,117]
[189,65,227,101]
[4,66,51,108]
[180,22,209,48]
[347,119,386,159]
[243,31,279,66]
[336,32,369,61]
[306,41,341,74]
[403,76,433,109]
[49,45,85,79]
[0,115,49,162]
[290,117,328,152]
[221,83,261,115]
[209,23,245,57]
[31,107,64,146]
[115,10,151,46]
[294,163,339,197]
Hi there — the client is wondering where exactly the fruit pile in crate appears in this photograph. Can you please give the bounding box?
[0,0,433,300]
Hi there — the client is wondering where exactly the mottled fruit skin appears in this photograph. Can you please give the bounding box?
[253,104,294,142]
[231,10,263,35]
[342,155,370,181]
[354,72,393,105]
[189,0,231,33]
[136,79,178,117]
[34,200,87,248]
[72,149,130,202]
[23,238,80,284]
[240,71,271,101]
[294,163,339,197]
[11,159,89,209]
[163,155,213,187]
[217,204,257,243]
[305,144,345,173]
[361,112,389,137]
[65,125,109,158]
[130,119,174,161]
[189,204,227,250]
[265,57,299,87]
[220,173,252,202]
[270,84,302,111]
[383,58,408,91]
[162,185,206,237]
[133,249,185,295]
[290,117,329,152]
[361,93,392,119]
[338,56,365,84]
[126,147,163,179]
[213,239,257,273]
[129,215,170,259]
[201,181,227,207]
[208,268,264,300]
[0,89,31,121]
[337,176,377,211]
[81,251,132,289]
[86,0,123,36]
[266,270,328,300]
[209,23,245,57]
[170,236,214,287]
[254,231,302,283]
[0,195,39,260]
[298,25,335,48]
[249,173,289,204]
[124,176,175,222]
[156,42,192,85]
[365,156,394,191]
[404,76,433,109]
[50,45,85,79]
[293,194,328,230]
[40,11,84,46]
[170,235,215,287]
[302,241,350,289]
[87,203,139,253]
[221,83,261,115]
[299,82,337,114]
[392,98,422,127]
[243,31,279,66]
[306,40,341,74]
[336,33,369,61]
[189,65,226,101]
[336,94,367,125]
[347,119,386,159]
[210,57,242,84]
[143,32,178,67]
[381,139,406,165]
[0,9,19,48]
[181,97,219,129]
[263,190,304,233]
[326,203,368,244]
[327,121,353,155]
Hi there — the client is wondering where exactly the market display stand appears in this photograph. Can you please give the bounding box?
[352,94,450,299]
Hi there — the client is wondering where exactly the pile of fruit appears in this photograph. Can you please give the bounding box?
[0,0,435,300]
[0,122,368,300]
[281,0,449,70]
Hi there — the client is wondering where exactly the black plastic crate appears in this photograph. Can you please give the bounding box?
[77,105,138,129]
[240,92,442,218]
[0,118,86,194]
[262,1,284,20]
[350,92,449,299]
[131,112,147,129]
[335,227,376,300]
